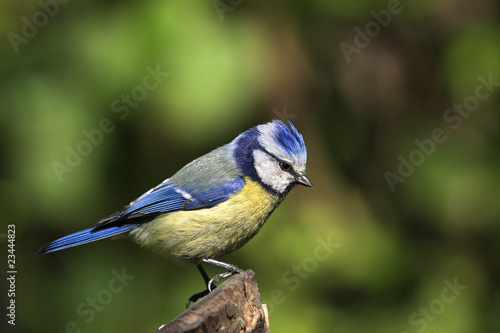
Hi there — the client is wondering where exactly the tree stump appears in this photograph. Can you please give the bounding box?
[156,270,270,333]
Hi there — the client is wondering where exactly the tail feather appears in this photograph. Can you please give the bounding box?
[38,224,138,255]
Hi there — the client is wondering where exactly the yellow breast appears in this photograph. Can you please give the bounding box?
[130,177,281,263]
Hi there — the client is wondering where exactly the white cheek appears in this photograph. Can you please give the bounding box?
[253,150,292,193]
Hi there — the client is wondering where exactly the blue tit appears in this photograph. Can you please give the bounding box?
[39,120,311,304]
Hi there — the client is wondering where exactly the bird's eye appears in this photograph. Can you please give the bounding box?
[279,161,292,172]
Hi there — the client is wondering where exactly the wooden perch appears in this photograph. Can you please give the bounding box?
[156,270,270,333]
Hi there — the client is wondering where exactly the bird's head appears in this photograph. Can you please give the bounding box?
[233,120,312,195]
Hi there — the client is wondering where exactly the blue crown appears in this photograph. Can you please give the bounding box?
[270,120,307,163]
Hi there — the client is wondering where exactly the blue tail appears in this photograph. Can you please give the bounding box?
[38,224,138,255]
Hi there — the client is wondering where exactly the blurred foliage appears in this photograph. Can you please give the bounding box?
[1,0,499,332]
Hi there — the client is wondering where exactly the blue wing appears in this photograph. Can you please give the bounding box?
[39,177,245,254]
[99,176,245,223]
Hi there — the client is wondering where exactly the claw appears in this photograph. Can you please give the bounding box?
[207,271,233,292]
[186,259,244,308]
[186,289,210,309]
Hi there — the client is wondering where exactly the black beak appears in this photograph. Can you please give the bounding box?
[296,173,313,187]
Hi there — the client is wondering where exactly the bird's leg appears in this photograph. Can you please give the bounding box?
[186,264,215,308]
[201,258,243,291]
[185,259,243,308]
[202,258,243,273]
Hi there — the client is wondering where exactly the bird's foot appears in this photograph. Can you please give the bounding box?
[186,289,210,308]
[207,271,234,291]
[185,259,243,308]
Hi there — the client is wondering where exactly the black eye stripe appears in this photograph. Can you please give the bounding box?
[258,148,296,175]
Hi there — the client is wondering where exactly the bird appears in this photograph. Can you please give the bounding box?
[39,119,312,305]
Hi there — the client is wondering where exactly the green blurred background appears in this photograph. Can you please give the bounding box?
[1,0,500,332]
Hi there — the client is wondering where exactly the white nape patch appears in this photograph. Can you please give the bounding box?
[253,149,294,194]
[175,187,193,200]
